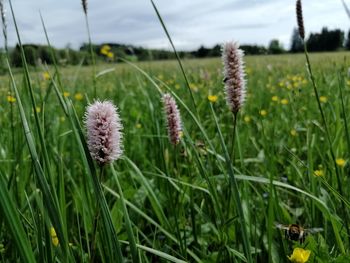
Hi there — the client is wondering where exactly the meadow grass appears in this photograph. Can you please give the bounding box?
[1,47,350,262]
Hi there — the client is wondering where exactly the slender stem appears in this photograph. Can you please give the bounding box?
[90,165,103,263]
[231,113,238,160]
[211,104,252,263]
[84,13,97,98]
[112,164,139,263]
[149,0,198,117]
[303,42,350,244]
[227,112,238,222]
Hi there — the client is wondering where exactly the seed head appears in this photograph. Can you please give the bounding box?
[222,41,246,114]
[82,0,88,15]
[162,93,182,145]
[296,0,305,39]
[0,0,7,48]
[85,100,123,165]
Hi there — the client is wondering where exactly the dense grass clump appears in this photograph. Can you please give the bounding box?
[1,50,350,262]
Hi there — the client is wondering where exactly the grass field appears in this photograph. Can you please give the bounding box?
[1,47,350,263]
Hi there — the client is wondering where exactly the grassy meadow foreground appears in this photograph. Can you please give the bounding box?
[1,52,350,262]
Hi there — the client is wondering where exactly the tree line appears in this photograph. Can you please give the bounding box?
[2,26,349,68]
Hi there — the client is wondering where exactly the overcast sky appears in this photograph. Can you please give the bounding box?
[3,0,350,50]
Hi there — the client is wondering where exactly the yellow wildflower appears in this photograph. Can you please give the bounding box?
[100,45,111,55]
[74,93,83,101]
[336,158,346,167]
[259,110,267,117]
[50,227,59,247]
[244,116,251,123]
[42,72,50,80]
[36,107,41,113]
[208,95,218,103]
[189,83,198,92]
[314,169,324,177]
[319,96,327,103]
[107,52,114,59]
[290,129,297,137]
[63,92,70,97]
[271,95,279,102]
[288,247,311,263]
[281,99,289,105]
[179,131,184,138]
[7,95,16,103]
[136,123,142,129]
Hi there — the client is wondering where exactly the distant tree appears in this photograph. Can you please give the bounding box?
[268,39,285,54]
[208,44,221,56]
[23,46,37,65]
[290,28,303,53]
[37,46,53,64]
[307,27,344,51]
[241,45,267,55]
[346,29,350,50]
[10,45,22,67]
[196,46,210,58]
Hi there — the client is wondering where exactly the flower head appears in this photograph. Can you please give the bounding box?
[208,95,218,103]
[296,0,305,39]
[290,129,297,136]
[42,72,50,80]
[50,227,59,247]
[319,96,327,103]
[271,95,279,102]
[85,100,123,165]
[259,109,267,117]
[222,41,246,114]
[75,93,84,101]
[336,158,346,167]
[82,0,87,14]
[162,93,182,145]
[288,247,311,263]
[101,45,111,56]
[281,99,289,105]
[314,169,324,177]
[7,95,16,103]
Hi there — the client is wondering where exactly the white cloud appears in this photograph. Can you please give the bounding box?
[0,0,348,50]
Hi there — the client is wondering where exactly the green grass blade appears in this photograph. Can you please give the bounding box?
[149,0,197,114]
[66,100,124,261]
[6,58,69,259]
[123,156,171,229]
[0,173,36,263]
[210,104,253,263]
[103,185,202,263]
[111,164,139,263]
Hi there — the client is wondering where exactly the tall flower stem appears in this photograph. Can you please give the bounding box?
[82,1,97,97]
[303,43,350,244]
[90,166,103,263]
[211,104,252,263]
[297,0,350,247]
[227,112,238,220]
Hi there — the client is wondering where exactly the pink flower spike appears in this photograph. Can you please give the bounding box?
[222,41,246,114]
[85,100,123,165]
[162,93,182,145]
